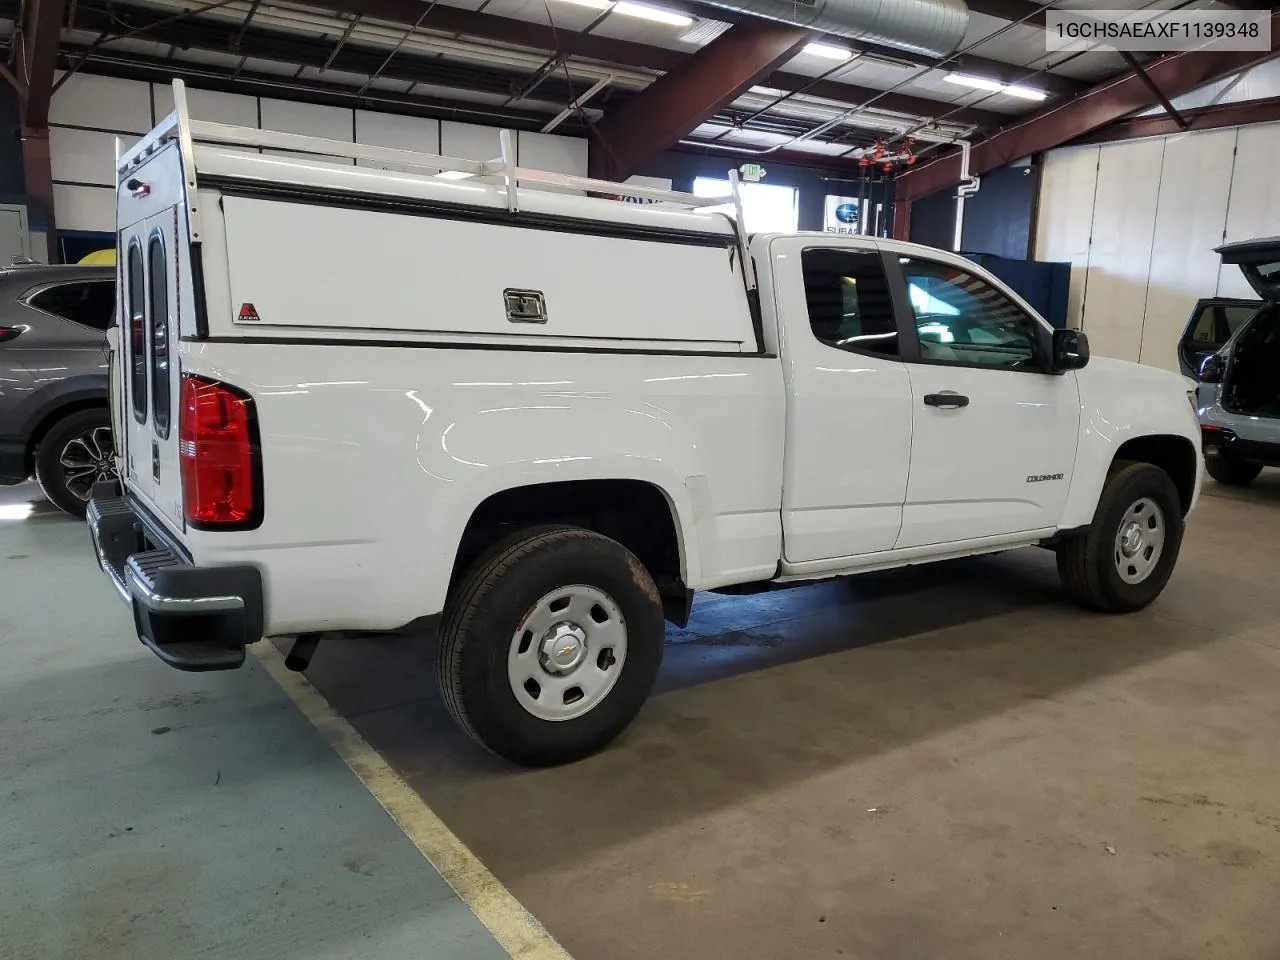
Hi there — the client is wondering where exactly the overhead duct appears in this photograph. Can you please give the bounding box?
[696,0,969,58]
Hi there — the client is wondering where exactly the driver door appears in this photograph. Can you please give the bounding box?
[893,254,1081,550]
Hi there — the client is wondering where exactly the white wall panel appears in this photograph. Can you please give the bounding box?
[517,131,588,175]
[1034,144,1098,330]
[152,85,259,127]
[1140,128,1237,372]
[50,127,117,186]
[53,183,115,231]
[1217,122,1280,298]
[50,73,153,133]
[354,111,440,174]
[1080,138,1165,362]
[260,99,354,164]
[441,121,502,162]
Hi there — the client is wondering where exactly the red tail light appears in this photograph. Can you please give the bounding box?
[179,373,261,528]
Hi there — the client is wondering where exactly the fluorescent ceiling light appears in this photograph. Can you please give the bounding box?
[1003,83,1046,101]
[553,0,613,7]
[803,41,854,61]
[945,72,1005,92]
[613,1,694,26]
[435,170,474,180]
[946,72,1046,101]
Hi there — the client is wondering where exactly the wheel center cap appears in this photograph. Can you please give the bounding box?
[1120,522,1144,557]
[540,622,588,674]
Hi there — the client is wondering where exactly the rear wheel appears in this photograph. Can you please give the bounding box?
[437,525,665,767]
[1204,451,1263,486]
[34,408,116,518]
[1056,461,1184,613]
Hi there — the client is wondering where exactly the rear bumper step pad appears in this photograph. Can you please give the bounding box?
[87,487,264,671]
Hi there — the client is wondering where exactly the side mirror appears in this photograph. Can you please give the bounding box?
[1198,352,1226,383]
[1052,328,1090,372]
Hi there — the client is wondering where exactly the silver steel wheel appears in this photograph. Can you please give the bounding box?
[1114,496,1166,585]
[508,584,628,722]
[59,426,116,502]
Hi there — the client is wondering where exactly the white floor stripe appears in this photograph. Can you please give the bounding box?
[252,643,573,960]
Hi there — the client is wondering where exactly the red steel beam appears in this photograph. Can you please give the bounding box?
[1076,94,1280,144]
[14,0,67,127]
[589,20,811,181]
[14,0,66,261]
[895,17,1280,201]
[587,21,814,181]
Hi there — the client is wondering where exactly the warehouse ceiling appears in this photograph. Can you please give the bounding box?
[0,0,1272,177]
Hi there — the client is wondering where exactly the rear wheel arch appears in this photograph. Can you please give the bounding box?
[450,478,691,624]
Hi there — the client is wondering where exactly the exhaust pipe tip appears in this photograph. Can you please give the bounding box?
[284,633,323,672]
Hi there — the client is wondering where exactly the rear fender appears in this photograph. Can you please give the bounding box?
[419,405,704,613]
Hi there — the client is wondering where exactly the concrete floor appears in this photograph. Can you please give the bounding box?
[5,476,1280,959]
[0,486,510,960]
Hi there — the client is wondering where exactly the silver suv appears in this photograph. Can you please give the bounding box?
[1180,239,1280,486]
[0,262,116,515]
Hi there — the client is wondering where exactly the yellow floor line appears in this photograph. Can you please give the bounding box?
[252,642,573,960]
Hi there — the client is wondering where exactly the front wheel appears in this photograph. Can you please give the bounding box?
[1204,451,1262,486]
[437,525,665,766]
[34,408,116,518]
[1056,461,1184,613]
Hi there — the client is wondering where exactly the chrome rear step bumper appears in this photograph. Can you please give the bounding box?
[87,484,264,672]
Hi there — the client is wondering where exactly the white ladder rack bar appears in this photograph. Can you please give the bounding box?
[120,81,733,211]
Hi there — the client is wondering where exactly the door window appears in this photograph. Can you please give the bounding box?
[127,243,147,423]
[900,257,1042,370]
[148,234,171,438]
[28,280,115,330]
[801,248,899,357]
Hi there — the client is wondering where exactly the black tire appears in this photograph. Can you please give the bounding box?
[437,525,665,767]
[33,408,116,518]
[1056,461,1184,614]
[1204,451,1263,486]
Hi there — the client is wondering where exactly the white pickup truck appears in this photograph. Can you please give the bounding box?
[89,82,1202,766]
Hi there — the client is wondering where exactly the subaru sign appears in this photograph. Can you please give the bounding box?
[823,195,861,235]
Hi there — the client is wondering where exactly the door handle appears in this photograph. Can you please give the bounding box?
[924,392,969,409]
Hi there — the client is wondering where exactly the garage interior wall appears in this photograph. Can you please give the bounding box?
[1035,120,1280,373]
[47,72,591,238]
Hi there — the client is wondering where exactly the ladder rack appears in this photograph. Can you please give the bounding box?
[119,80,733,211]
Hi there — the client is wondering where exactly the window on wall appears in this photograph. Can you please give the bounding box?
[692,178,798,233]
